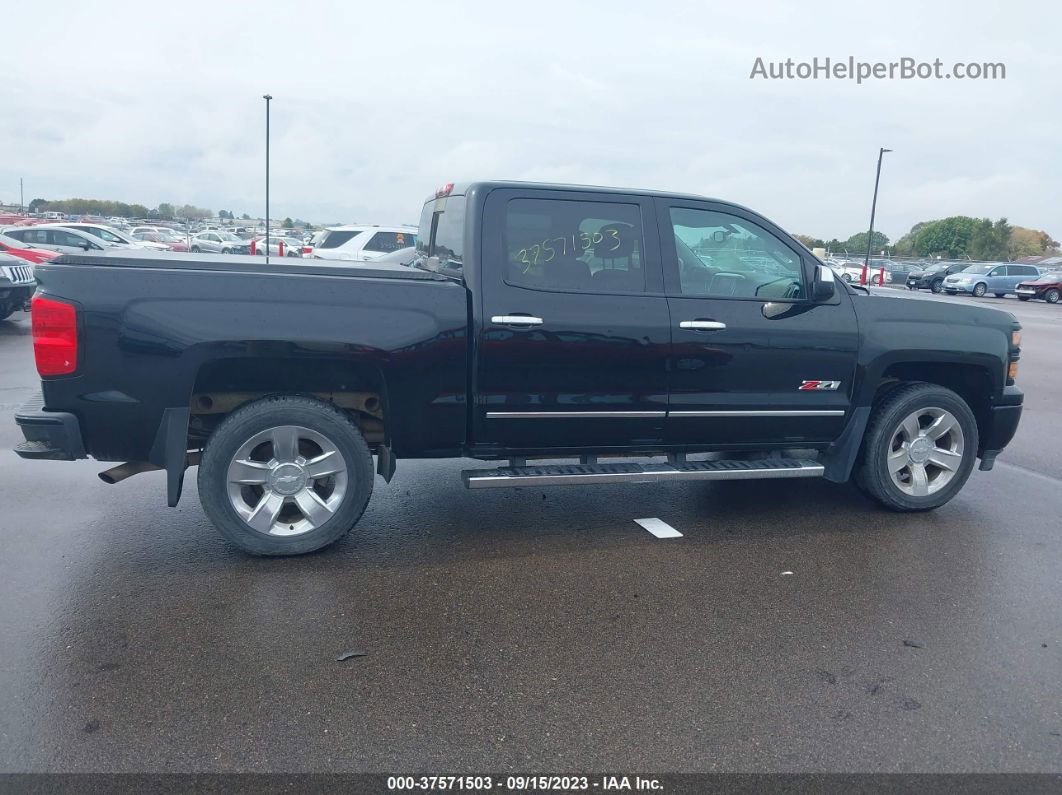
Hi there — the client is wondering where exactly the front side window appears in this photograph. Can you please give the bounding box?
[504,198,644,293]
[669,207,803,300]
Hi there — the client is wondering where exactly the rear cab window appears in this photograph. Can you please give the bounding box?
[416,195,466,277]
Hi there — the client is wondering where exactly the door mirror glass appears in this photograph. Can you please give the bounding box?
[812,264,836,301]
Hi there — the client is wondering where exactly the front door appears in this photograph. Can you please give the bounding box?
[474,189,670,452]
[657,199,859,447]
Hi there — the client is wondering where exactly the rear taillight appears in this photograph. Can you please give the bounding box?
[302,246,312,255]
[32,295,78,376]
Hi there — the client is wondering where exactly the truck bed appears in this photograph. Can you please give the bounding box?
[52,248,450,281]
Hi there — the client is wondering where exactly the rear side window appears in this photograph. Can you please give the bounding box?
[504,198,644,293]
[316,230,363,249]
[363,231,414,253]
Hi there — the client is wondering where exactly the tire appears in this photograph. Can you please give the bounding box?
[221,247,232,255]
[190,246,200,253]
[930,280,944,294]
[1046,289,1060,304]
[993,293,1006,298]
[841,273,852,283]
[198,395,375,556]
[972,283,987,297]
[855,383,979,512]
[871,275,882,286]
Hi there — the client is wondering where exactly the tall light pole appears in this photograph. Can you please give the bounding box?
[263,94,272,265]
[861,147,892,286]
[19,178,24,214]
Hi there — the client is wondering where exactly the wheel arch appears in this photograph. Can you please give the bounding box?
[823,355,999,482]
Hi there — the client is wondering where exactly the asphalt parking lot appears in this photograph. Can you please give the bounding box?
[0,290,1059,774]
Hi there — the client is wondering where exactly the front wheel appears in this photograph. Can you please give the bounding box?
[930,280,944,294]
[871,274,882,285]
[856,383,978,512]
[198,395,375,555]
[841,273,852,283]
[190,246,201,253]
[972,283,987,297]
[1045,288,1060,304]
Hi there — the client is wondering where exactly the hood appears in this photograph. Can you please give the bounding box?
[1020,275,1060,286]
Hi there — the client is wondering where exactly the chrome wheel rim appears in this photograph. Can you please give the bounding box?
[887,407,964,497]
[226,425,347,536]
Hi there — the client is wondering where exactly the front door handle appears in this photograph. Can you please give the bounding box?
[679,320,727,330]
[492,315,544,327]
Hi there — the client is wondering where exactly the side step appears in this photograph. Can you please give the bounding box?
[462,458,824,489]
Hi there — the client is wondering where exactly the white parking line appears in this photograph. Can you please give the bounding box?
[634,517,683,538]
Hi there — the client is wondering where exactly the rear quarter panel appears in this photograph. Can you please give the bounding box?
[34,261,470,460]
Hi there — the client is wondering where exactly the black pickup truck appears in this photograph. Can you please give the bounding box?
[14,181,1024,555]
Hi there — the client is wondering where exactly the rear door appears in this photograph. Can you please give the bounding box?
[658,199,859,446]
[474,188,670,451]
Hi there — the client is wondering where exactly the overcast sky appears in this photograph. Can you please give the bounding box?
[2,0,1059,241]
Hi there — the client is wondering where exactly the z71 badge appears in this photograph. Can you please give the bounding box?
[799,380,841,391]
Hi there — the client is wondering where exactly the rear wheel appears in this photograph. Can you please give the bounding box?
[972,283,987,297]
[994,293,1006,298]
[856,383,978,512]
[190,246,201,253]
[198,396,375,555]
[1046,288,1060,304]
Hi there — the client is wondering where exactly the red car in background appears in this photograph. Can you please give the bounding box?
[1015,270,1062,304]
[0,232,61,264]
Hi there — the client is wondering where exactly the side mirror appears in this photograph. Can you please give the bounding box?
[79,240,92,250]
[812,264,836,302]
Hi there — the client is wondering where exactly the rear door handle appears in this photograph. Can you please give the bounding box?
[491,315,544,327]
[679,320,726,330]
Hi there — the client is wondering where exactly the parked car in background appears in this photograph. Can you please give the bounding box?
[874,260,913,286]
[0,232,62,265]
[943,263,1041,297]
[825,259,865,283]
[1015,270,1062,304]
[905,262,971,293]
[2,225,118,256]
[307,225,417,262]
[0,251,36,321]
[252,236,304,257]
[190,231,252,255]
[58,222,170,251]
[134,231,190,252]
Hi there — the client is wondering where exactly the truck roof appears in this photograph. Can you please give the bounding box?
[429,180,754,211]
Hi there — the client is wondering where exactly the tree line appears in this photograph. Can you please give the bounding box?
[798,216,1059,261]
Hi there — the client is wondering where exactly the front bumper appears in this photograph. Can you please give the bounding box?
[943,282,974,293]
[13,392,86,461]
[0,283,33,306]
[978,385,1023,470]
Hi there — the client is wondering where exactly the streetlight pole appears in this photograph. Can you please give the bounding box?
[19,178,23,214]
[263,94,272,265]
[861,147,892,286]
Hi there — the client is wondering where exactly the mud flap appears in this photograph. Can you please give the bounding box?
[148,407,191,507]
